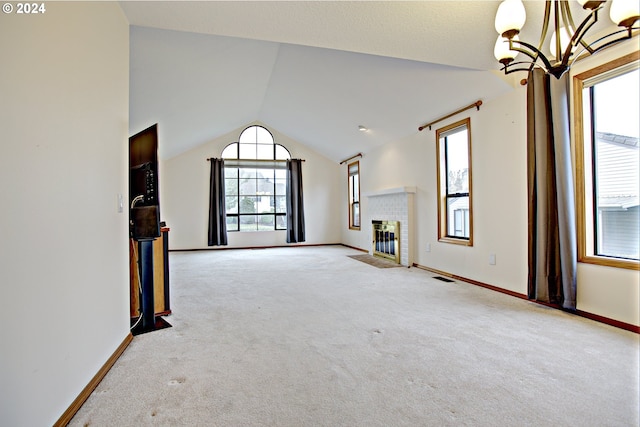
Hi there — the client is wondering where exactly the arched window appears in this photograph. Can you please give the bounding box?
[222,125,291,232]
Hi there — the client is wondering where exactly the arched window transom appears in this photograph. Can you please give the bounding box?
[221,125,291,232]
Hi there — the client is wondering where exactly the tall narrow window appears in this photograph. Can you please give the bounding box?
[436,118,473,245]
[574,55,639,269]
[221,125,291,232]
[348,161,360,229]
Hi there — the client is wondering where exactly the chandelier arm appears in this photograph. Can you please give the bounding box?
[569,26,639,66]
[502,61,543,76]
[575,16,598,55]
[538,1,554,56]
[553,0,562,63]
[560,0,599,54]
[560,8,600,66]
[560,0,587,52]
[509,39,555,72]
[560,0,575,33]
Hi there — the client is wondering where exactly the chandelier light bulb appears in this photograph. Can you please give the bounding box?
[549,27,573,60]
[494,35,519,64]
[609,0,640,27]
[494,0,527,38]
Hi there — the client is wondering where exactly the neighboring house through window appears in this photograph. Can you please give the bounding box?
[574,55,639,269]
[221,125,291,232]
[348,161,360,229]
[436,118,473,245]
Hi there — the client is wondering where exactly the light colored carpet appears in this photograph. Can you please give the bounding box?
[70,245,639,426]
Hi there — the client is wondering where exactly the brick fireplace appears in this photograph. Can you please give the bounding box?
[365,187,416,266]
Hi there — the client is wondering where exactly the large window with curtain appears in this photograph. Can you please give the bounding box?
[436,118,473,245]
[574,54,639,270]
[221,125,291,232]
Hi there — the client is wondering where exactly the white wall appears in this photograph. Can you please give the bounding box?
[0,3,130,425]
[342,61,639,327]
[162,122,342,249]
[343,87,529,295]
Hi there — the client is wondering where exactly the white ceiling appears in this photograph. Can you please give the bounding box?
[121,0,613,162]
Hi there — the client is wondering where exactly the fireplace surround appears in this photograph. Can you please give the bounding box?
[365,186,415,266]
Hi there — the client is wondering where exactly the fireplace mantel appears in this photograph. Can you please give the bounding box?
[365,186,416,197]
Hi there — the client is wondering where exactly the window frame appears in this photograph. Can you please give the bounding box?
[348,160,361,230]
[436,117,473,246]
[221,125,290,232]
[573,52,640,270]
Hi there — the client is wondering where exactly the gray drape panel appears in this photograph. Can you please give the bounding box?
[286,159,306,243]
[208,158,228,246]
[526,68,577,310]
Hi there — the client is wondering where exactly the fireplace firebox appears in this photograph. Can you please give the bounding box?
[372,220,400,263]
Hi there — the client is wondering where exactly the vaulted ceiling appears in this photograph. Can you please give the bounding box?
[120,1,614,162]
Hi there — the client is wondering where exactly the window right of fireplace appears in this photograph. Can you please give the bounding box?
[436,117,473,246]
[348,161,361,230]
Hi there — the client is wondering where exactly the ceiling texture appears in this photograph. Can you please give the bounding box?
[121,1,614,162]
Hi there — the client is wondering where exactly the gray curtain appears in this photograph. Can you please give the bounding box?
[286,159,306,243]
[208,158,228,246]
[526,68,577,310]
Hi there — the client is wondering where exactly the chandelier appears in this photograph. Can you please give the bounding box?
[493,0,639,79]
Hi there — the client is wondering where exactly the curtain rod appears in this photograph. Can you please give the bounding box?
[339,153,362,165]
[206,158,305,162]
[418,100,482,131]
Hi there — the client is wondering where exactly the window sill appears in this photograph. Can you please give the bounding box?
[438,236,473,247]
[228,230,286,233]
[579,255,639,271]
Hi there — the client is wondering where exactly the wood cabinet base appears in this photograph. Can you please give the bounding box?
[130,227,171,318]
